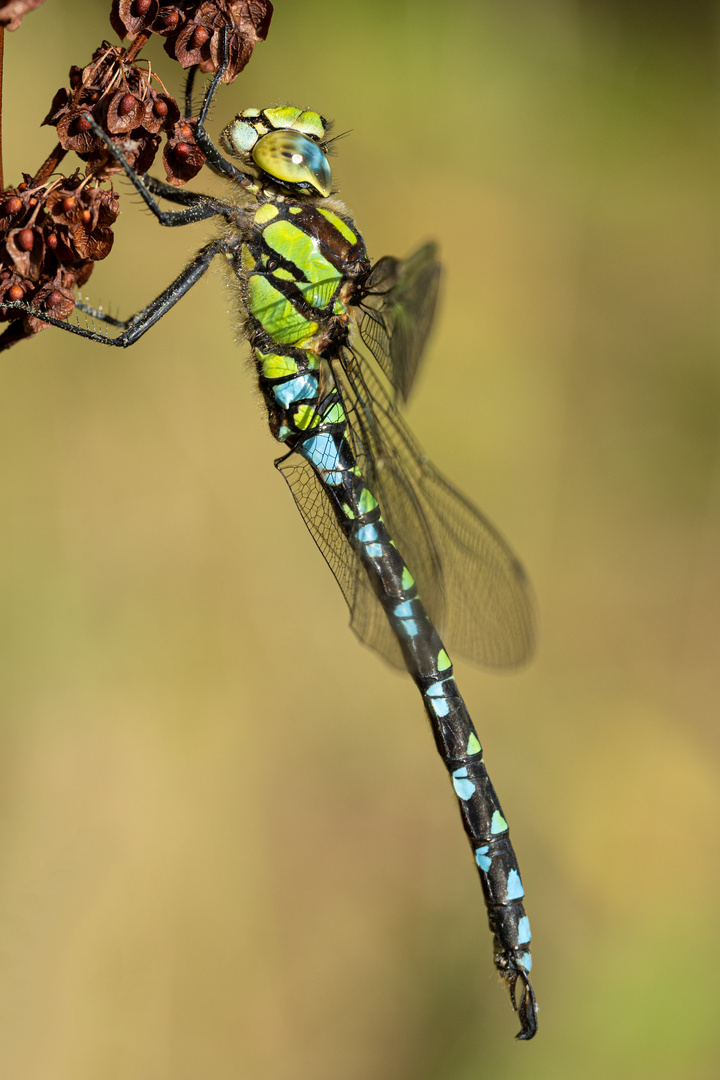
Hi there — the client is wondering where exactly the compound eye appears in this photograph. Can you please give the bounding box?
[251,129,332,197]
[220,118,259,156]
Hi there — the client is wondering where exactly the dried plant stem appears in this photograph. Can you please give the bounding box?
[0,27,4,190]
[32,142,67,186]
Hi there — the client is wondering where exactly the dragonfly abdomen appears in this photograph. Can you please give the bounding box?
[290,412,536,1036]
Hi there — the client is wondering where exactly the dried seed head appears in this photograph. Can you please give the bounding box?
[162,117,205,186]
[0,0,46,32]
[0,175,120,344]
[153,2,274,82]
[1,0,274,349]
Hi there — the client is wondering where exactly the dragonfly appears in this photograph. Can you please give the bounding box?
[8,42,538,1041]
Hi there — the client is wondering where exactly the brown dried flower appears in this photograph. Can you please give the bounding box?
[110,0,273,81]
[0,174,119,344]
[0,0,46,32]
[0,0,274,348]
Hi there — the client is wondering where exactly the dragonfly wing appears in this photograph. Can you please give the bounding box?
[276,450,406,667]
[277,231,533,673]
[337,352,535,670]
[405,457,534,668]
[359,242,441,403]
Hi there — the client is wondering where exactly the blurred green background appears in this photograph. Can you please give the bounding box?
[1,1,719,1077]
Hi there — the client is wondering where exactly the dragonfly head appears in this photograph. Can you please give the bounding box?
[220,106,332,198]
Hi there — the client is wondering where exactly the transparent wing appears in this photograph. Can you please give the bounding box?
[277,450,405,666]
[277,341,534,670]
[339,348,534,669]
[277,239,532,671]
[358,242,441,403]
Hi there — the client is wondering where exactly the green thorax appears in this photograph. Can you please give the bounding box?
[242,198,369,353]
[238,198,370,445]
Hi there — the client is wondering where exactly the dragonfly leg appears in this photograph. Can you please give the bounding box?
[73,300,128,328]
[141,174,217,207]
[189,29,247,184]
[5,237,231,347]
[81,112,236,228]
[73,183,220,327]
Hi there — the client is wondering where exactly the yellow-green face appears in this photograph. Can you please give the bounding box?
[220,106,332,197]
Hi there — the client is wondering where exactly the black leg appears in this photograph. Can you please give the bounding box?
[185,66,199,122]
[83,30,254,218]
[191,28,251,185]
[74,300,127,327]
[6,238,231,347]
[84,113,236,227]
[142,173,216,206]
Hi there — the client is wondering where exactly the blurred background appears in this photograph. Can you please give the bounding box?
[1,1,719,1077]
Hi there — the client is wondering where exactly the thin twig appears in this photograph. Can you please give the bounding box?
[0,27,5,190]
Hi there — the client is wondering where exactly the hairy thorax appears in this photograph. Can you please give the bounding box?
[222,194,370,444]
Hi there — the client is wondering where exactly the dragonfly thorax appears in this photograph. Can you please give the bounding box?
[220,106,332,198]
